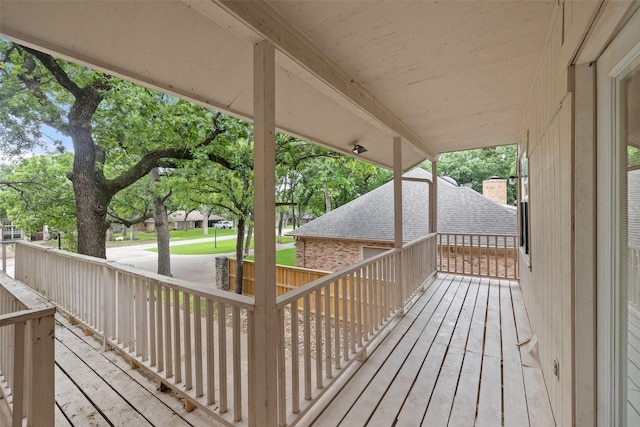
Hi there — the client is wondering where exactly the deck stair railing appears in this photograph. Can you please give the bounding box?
[437,233,519,279]
[0,271,55,427]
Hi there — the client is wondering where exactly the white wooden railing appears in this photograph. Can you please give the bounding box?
[437,233,519,279]
[0,271,55,427]
[274,233,437,425]
[14,242,254,425]
[14,234,438,427]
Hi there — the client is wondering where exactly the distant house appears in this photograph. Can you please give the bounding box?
[168,211,227,230]
[287,168,516,271]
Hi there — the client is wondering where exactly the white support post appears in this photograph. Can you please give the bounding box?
[252,40,278,427]
[28,314,55,426]
[393,137,404,312]
[430,160,438,274]
[430,160,438,233]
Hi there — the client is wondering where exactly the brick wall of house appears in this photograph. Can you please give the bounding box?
[295,237,394,272]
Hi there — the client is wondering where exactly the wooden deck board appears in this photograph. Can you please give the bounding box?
[448,350,482,426]
[311,275,556,426]
[312,276,453,426]
[52,316,217,427]
[337,276,459,426]
[55,324,193,427]
[55,332,154,426]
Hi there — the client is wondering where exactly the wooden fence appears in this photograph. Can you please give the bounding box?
[229,259,329,296]
[0,271,55,427]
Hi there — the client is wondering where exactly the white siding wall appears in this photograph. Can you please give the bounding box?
[518,2,603,426]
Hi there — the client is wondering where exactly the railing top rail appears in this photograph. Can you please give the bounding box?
[16,241,255,310]
[0,306,56,328]
[402,232,437,250]
[17,241,108,266]
[436,232,519,238]
[1,270,56,313]
[109,261,255,310]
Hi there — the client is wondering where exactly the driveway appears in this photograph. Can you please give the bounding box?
[106,235,239,286]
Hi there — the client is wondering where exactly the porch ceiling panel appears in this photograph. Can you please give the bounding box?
[0,0,555,169]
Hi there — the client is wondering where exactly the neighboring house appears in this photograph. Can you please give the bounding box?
[0,221,24,241]
[168,210,226,230]
[288,168,516,271]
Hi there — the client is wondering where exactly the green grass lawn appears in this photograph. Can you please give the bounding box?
[107,227,237,248]
[247,247,296,266]
[138,228,236,241]
[148,236,294,255]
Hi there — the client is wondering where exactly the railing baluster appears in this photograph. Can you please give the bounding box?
[292,299,300,412]
[315,288,323,389]
[149,280,156,367]
[341,277,348,361]
[277,308,286,426]
[232,305,242,422]
[156,281,164,373]
[12,322,25,427]
[218,301,227,413]
[173,288,182,384]
[164,285,173,379]
[324,282,332,379]
[206,300,215,405]
[332,282,340,370]
[194,296,203,398]
[303,294,312,400]
[184,291,192,390]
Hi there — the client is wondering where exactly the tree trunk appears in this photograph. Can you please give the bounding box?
[277,211,284,243]
[323,181,332,213]
[201,206,211,235]
[244,223,253,258]
[68,93,109,258]
[152,168,171,277]
[234,216,246,294]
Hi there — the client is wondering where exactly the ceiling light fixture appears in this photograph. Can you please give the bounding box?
[352,144,367,155]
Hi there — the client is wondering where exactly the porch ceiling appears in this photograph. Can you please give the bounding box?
[0,0,555,170]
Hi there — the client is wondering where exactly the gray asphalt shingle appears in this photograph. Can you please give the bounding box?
[288,168,516,242]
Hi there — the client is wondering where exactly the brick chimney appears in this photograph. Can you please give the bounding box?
[482,177,507,204]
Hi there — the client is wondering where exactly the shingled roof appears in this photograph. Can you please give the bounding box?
[287,168,516,242]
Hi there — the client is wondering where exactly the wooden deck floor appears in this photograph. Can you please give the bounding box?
[52,314,215,427]
[309,274,556,426]
[51,274,554,427]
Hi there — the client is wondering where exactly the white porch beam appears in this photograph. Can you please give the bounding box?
[217,0,436,161]
[252,40,278,426]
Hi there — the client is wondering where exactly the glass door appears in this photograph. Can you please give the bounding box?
[597,9,640,425]
[619,58,640,426]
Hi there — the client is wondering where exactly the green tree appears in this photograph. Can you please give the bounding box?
[169,119,255,293]
[0,41,233,258]
[434,145,517,204]
[0,153,77,248]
